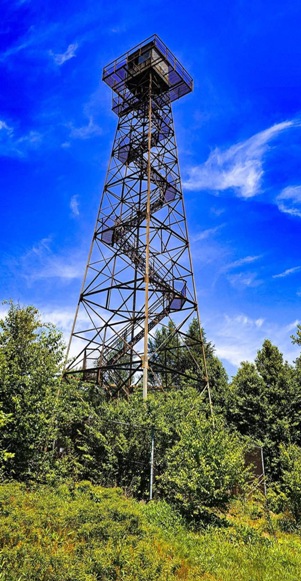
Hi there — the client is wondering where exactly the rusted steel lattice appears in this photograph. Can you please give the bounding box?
[65,35,210,399]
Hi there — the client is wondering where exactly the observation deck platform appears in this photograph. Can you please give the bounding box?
[102,35,193,115]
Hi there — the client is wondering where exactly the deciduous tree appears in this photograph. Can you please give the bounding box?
[0,302,65,480]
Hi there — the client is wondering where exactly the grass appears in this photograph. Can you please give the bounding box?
[0,482,301,580]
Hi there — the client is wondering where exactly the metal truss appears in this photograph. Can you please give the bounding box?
[64,35,210,399]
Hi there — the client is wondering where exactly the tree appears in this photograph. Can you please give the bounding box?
[228,340,298,479]
[182,319,229,411]
[158,412,247,522]
[291,324,301,346]
[227,361,266,437]
[148,317,229,411]
[0,302,65,480]
[148,320,185,389]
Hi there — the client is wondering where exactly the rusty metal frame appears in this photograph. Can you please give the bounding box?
[64,36,208,398]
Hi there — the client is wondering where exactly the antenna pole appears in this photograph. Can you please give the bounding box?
[143,71,152,401]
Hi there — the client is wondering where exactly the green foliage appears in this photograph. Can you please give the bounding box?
[227,361,266,436]
[0,408,14,476]
[148,318,229,403]
[0,301,65,480]
[8,299,301,533]
[158,414,247,522]
[182,319,229,410]
[0,482,201,580]
[73,388,247,520]
[0,302,246,522]
[291,324,301,346]
[1,483,301,581]
[228,340,301,480]
[279,444,301,523]
[149,320,183,388]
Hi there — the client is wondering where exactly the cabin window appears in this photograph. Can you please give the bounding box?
[138,50,151,65]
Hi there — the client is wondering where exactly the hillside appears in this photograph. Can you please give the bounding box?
[0,482,301,581]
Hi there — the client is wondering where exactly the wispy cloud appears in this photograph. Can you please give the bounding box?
[50,43,78,66]
[70,195,80,217]
[286,319,301,332]
[192,225,223,242]
[0,118,42,157]
[69,117,103,140]
[222,255,262,271]
[41,306,89,333]
[0,20,62,63]
[226,272,262,289]
[276,185,301,218]
[19,238,85,282]
[29,259,83,282]
[207,312,301,371]
[183,121,296,198]
[39,307,92,359]
[0,120,14,136]
[30,237,52,255]
[273,265,301,279]
[0,36,32,62]
[216,255,263,289]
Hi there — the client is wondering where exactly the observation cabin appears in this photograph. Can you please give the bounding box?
[102,35,193,116]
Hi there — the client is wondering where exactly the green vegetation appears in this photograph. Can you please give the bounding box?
[226,339,301,480]
[0,301,65,480]
[1,482,301,580]
[1,301,301,578]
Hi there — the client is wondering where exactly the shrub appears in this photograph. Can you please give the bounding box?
[279,444,301,523]
[157,415,248,523]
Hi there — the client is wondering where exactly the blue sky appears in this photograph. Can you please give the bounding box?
[1,0,301,376]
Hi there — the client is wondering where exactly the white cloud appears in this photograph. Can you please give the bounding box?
[0,118,42,157]
[41,307,89,333]
[50,43,78,66]
[273,265,301,279]
[222,255,262,271]
[20,238,85,282]
[34,237,52,254]
[207,312,301,372]
[0,120,14,136]
[226,272,262,289]
[18,130,42,146]
[276,185,301,218]
[183,121,295,198]
[41,308,76,332]
[192,225,223,242]
[0,21,62,63]
[29,260,84,281]
[69,117,102,140]
[285,320,301,332]
[0,38,32,62]
[217,255,263,288]
[70,195,80,217]
[40,307,93,360]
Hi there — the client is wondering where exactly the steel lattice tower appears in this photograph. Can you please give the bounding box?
[65,35,210,400]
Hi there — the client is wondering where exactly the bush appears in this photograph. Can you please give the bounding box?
[157,415,248,523]
[279,444,301,523]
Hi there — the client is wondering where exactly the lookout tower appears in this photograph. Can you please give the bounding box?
[64,35,210,401]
